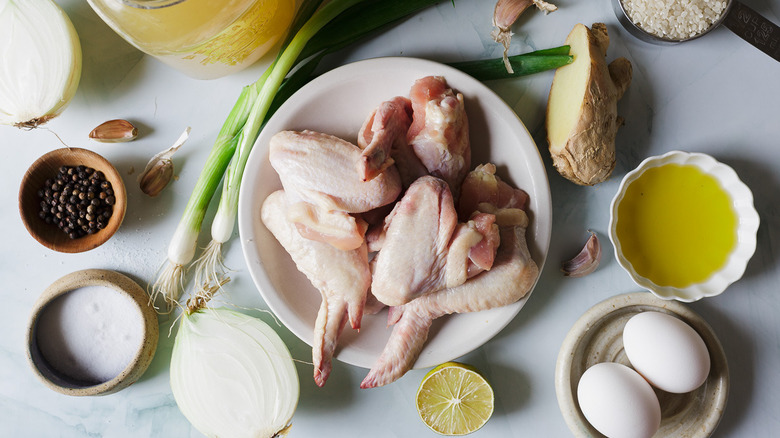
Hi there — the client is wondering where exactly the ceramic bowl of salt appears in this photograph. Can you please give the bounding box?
[26,269,158,396]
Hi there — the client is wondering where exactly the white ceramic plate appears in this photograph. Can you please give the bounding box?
[238,57,552,370]
[608,151,759,302]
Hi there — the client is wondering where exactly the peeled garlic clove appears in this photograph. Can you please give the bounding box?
[89,119,138,143]
[562,231,601,277]
[139,127,190,197]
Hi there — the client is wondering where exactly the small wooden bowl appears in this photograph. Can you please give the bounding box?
[18,148,127,253]
[26,269,159,396]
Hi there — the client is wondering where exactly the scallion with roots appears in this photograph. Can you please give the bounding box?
[151,78,265,308]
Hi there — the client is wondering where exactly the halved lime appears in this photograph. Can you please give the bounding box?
[415,362,495,435]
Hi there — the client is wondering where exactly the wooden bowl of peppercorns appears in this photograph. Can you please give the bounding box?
[18,148,127,253]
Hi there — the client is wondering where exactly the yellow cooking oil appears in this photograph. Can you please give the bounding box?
[616,164,737,288]
[87,0,295,79]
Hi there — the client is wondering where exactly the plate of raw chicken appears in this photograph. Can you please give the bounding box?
[238,57,551,388]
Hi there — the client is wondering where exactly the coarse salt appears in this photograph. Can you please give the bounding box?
[622,0,728,40]
[36,286,144,384]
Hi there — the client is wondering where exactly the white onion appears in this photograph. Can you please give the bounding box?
[0,0,82,128]
[170,307,299,438]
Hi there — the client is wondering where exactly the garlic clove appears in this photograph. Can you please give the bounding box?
[140,160,174,197]
[491,0,559,74]
[89,119,138,143]
[562,230,601,277]
[493,0,534,32]
[139,127,190,197]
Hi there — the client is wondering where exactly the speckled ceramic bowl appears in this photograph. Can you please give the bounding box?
[555,292,729,438]
[609,151,759,302]
[26,269,158,396]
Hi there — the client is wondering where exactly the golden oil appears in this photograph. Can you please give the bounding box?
[616,164,736,288]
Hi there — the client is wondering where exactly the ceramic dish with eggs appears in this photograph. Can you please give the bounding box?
[237,57,552,370]
[555,292,729,438]
[609,150,759,302]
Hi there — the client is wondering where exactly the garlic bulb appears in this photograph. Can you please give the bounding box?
[0,0,82,128]
[170,307,299,438]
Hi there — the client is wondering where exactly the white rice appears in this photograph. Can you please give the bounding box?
[622,0,728,40]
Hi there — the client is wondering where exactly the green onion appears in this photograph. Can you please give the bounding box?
[150,85,253,308]
[450,46,572,81]
[296,0,447,61]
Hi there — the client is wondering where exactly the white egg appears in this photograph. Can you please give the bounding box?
[623,311,710,393]
[577,362,661,438]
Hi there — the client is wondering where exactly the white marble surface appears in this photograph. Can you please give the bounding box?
[2,0,779,436]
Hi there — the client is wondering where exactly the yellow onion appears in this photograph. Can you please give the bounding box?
[0,0,82,128]
[170,307,299,438]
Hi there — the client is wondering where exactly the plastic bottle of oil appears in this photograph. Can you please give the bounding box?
[87,0,295,79]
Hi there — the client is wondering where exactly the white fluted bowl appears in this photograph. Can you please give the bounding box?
[608,151,759,302]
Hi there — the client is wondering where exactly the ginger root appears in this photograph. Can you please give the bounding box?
[546,23,632,186]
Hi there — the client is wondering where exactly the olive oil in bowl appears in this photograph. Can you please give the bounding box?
[609,151,759,302]
[615,164,736,288]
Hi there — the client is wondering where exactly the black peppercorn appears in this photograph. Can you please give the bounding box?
[37,165,115,238]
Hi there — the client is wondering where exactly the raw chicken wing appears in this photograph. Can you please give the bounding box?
[370,176,458,306]
[357,96,426,186]
[261,190,371,387]
[458,163,529,221]
[370,176,498,307]
[361,207,538,388]
[407,76,471,197]
[269,130,402,250]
